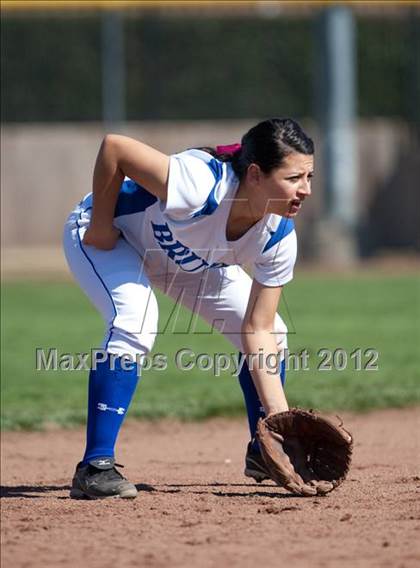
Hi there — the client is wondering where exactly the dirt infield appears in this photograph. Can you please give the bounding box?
[1,408,420,568]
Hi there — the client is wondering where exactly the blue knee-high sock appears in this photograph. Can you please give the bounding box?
[238,353,286,452]
[82,356,139,464]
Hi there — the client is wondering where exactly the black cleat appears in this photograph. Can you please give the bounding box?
[244,442,270,483]
[70,457,137,499]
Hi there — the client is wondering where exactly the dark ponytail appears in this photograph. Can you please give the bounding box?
[196,118,314,181]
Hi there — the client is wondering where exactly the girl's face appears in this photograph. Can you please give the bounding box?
[249,151,314,218]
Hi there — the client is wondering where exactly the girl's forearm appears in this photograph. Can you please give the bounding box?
[242,327,289,415]
[90,135,124,229]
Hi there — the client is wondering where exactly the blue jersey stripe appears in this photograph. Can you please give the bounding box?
[262,218,295,253]
[192,158,224,218]
[114,180,157,218]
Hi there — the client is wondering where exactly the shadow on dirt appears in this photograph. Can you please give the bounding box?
[139,482,304,499]
[1,482,305,500]
[0,485,70,498]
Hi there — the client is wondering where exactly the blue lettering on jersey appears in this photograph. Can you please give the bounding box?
[151,222,227,272]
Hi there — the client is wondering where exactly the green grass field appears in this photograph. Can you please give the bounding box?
[1,273,419,430]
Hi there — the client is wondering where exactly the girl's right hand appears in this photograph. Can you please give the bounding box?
[82,225,121,250]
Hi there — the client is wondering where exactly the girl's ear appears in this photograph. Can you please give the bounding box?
[247,163,262,185]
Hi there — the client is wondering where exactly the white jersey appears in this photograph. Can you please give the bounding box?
[79,149,297,287]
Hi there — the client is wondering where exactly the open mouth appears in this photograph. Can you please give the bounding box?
[284,199,302,218]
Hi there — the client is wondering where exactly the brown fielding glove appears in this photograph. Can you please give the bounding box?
[256,408,353,496]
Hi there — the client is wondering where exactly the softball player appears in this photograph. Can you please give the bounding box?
[63,118,314,499]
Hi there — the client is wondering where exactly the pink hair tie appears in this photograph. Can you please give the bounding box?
[216,143,241,155]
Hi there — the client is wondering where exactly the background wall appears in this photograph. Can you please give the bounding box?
[1,119,416,251]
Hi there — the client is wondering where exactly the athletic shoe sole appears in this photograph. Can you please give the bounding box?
[70,486,137,500]
[69,486,137,499]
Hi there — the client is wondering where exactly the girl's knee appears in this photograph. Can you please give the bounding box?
[104,291,159,358]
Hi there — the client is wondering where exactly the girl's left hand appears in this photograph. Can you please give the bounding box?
[83,225,121,250]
